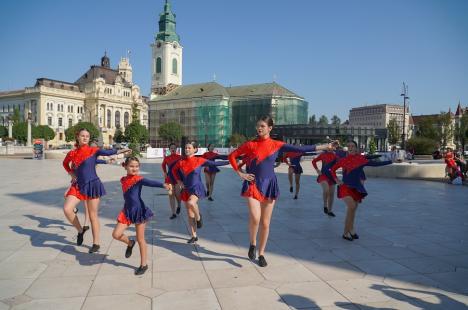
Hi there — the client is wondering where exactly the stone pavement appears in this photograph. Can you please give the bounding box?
[0,158,467,310]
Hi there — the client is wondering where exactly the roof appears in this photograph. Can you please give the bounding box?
[75,66,131,87]
[411,114,439,125]
[226,82,302,98]
[153,82,229,101]
[35,78,80,92]
[455,102,463,116]
[350,103,403,111]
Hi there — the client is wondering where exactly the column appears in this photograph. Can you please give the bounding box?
[27,119,32,146]
[8,120,13,138]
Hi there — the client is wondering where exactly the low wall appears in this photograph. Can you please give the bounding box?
[364,162,445,180]
[0,145,33,155]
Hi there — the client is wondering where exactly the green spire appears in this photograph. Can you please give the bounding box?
[156,0,180,43]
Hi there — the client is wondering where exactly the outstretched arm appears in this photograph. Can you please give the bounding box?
[203,160,230,167]
[365,160,392,167]
[141,178,164,188]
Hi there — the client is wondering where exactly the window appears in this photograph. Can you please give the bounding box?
[156,57,162,73]
[172,58,177,74]
[179,111,185,124]
[71,106,73,113]
[124,112,129,127]
[68,118,72,128]
[115,111,121,127]
[107,110,111,128]
[58,117,63,127]
[48,117,52,126]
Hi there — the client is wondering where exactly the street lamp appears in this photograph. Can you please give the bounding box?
[401,82,409,150]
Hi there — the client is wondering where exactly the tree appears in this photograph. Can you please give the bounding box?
[318,115,329,126]
[158,122,183,143]
[125,121,149,144]
[131,102,139,122]
[436,112,454,148]
[12,122,28,142]
[331,115,341,126]
[65,122,100,143]
[455,113,468,151]
[33,125,55,141]
[11,107,21,125]
[387,118,400,145]
[308,114,317,126]
[0,126,7,138]
[416,116,438,140]
[229,133,247,146]
[114,128,125,143]
[407,137,438,155]
[368,138,377,154]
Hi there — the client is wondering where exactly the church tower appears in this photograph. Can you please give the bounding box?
[151,0,182,96]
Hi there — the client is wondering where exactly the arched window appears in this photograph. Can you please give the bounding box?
[124,112,129,127]
[172,58,177,74]
[107,109,111,128]
[156,57,162,73]
[115,111,121,128]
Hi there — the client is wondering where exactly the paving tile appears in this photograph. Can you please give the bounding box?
[11,297,85,310]
[215,286,289,310]
[276,282,350,308]
[25,276,94,299]
[152,288,221,310]
[83,294,151,310]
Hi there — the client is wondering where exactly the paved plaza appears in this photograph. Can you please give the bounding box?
[0,158,467,310]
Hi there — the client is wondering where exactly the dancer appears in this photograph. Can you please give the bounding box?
[330,140,391,241]
[112,157,171,275]
[312,147,339,216]
[228,115,333,267]
[202,144,228,201]
[282,150,315,200]
[161,143,182,219]
[172,141,229,243]
[62,128,130,252]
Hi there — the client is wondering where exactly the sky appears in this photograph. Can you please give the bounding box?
[1,0,467,120]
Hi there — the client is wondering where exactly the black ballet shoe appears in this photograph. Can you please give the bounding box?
[187,236,198,244]
[196,213,203,229]
[258,255,268,267]
[125,240,135,258]
[89,244,100,253]
[327,211,336,217]
[77,231,84,246]
[134,265,148,275]
[342,233,353,241]
[323,207,328,214]
[73,207,78,214]
[82,226,90,233]
[248,244,256,260]
[293,195,298,200]
[176,206,181,215]
[208,197,214,201]
[170,214,177,220]
[206,190,209,196]
[351,233,359,239]
[289,186,293,193]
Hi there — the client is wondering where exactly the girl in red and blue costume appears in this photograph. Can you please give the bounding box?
[172,141,229,243]
[62,128,130,252]
[312,148,341,217]
[112,157,171,275]
[228,116,333,267]
[330,141,392,241]
[282,150,316,200]
[202,144,228,201]
[161,143,182,219]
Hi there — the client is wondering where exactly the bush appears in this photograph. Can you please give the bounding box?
[65,122,100,143]
[0,126,7,138]
[33,125,55,141]
[12,122,28,142]
[158,122,183,143]
[406,137,438,155]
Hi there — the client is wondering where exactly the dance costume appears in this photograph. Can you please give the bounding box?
[63,145,117,200]
[161,153,182,184]
[312,151,338,186]
[228,137,316,202]
[64,159,108,198]
[282,152,308,174]
[202,151,228,174]
[330,154,391,203]
[117,175,163,225]
[172,156,229,201]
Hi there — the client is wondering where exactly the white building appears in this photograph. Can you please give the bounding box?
[0,54,148,146]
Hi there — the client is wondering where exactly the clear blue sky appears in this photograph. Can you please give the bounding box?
[1,0,467,120]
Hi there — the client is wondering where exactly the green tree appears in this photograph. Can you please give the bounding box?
[114,128,125,143]
[229,133,247,146]
[125,121,149,157]
[416,116,438,140]
[33,125,55,141]
[158,122,183,143]
[436,112,454,147]
[387,118,400,145]
[368,138,377,154]
[12,122,28,142]
[331,115,341,126]
[308,114,317,126]
[0,126,7,138]
[406,137,438,155]
[11,107,22,125]
[318,115,329,126]
[65,122,100,143]
[132,102,139,122]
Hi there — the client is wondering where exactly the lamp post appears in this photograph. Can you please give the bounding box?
[401,82,409,150]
